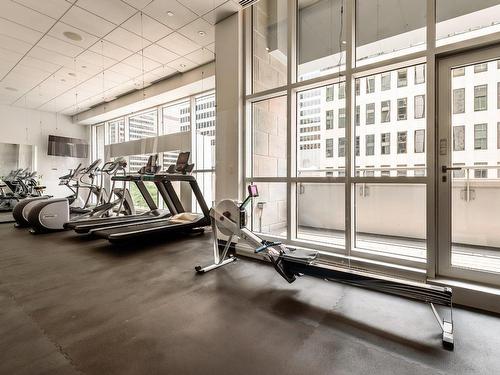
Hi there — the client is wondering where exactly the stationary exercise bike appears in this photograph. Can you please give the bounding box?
[196,185,455,349]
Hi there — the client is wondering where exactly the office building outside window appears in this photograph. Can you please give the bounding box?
[338,108,345,128]
[453,126,465,151]
[414,95,425,119]
[397,98,407,120]
[381,133,390,154]
[397,68,407,87]
[366,134,375,156]
[474,124,487,150]
[366,76,375,93]
[381,100,390,123]
[326,138,334,158]
[326,110,334,129]
[474,85,487,111]
[453,88,465,113]
[397,131,407,154]
[381,72,391,91]
[366,103,375,124]
[338,137,345,157]
[415,130,425,153]
[414,64,425,84]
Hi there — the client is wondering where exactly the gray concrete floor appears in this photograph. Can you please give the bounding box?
[0,224,499,375]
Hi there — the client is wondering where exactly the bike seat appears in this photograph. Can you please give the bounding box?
[282,249,318,264]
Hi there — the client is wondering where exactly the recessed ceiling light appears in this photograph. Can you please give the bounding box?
[341,40,347,45]
[61,79,66,82]
[5,87,17,92]
[166,11,174,16]
[81,65,87,69]
[179,63,186,68]
[63,31,83,41]
[198,31,206,36]
[68,72,76,77]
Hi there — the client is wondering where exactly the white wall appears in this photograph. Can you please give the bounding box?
[0,104,89,197]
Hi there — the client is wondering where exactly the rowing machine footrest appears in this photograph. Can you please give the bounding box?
[282,249,318,264]
[255,240,282,253]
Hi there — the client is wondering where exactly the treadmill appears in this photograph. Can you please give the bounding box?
[89,154,211,243]
[64,155,170,234]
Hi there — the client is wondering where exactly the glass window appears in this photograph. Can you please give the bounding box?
[415,129,425,153]
[326,110,334,129]
[474,85,487,111]
[437,1,500,46]
[128,110,158,140]
[453,67,465,77]
[252,96,287,177]
[474,63,488,73]
[355,79,360,96]
[252,182,287,237]
[355,105,360,126]
[381,100,390,123]
[194,94,216,170]
[108,118,125,144]
[297,0,345,81]
[414,64,425,84]
[474,123,488,150]
[162,100,190,134]
[366,134,375,156]
[397,98,407,120]
[253,0,287,92]
[366,76,375,93]
[397,69,407,87]
[356,0,426,66]
[338,137,345,157]
[338,82,345,99]
[366,103,375,124]
[338,108,345,128]
[297,183,345,246]
[381,72,391,91]
[397,131,407,154]
[453,88,465,114]
[453,125,465,151]
[474,163,488,178]
[381,133,390,155]
[326,138,334,158]
[326,85,334,101]
[355,136,360,156]
[414,95,425,119]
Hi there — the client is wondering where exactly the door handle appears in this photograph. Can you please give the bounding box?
[442,165,462,173]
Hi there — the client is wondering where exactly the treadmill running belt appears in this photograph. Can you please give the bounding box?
[66,211,168,233]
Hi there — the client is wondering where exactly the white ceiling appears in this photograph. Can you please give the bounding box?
[0,0,239,115]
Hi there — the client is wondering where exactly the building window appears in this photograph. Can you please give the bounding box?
[381,100,391,123]
[397,131,407,154]
[397,98,407,120]
[453,88,465,114]
[453,67,465,77]
[474,123,488,150]
[414,64,425,84]
[453,126,465,151]
[326,138,334,158]
[474,84,487,111]
[338,108,345,128]
[474,163,488,178]
[381,167,391,177]
[355,79,360,96]
[414,164,426,176]
[397,166,407,177]
[355,105,360,126]
[338,82,345,99]
[355,136,360,156]
[397,68,407,87]
[381,72,391,91]
[414,129,425,153]
[474,63,488,73]
[366,103,375,124]
[326,110,334,129]
[338,137,346,157]
[366,134,375,156]
[366,76,375,93]
[381,133,390,154]
[326,85,334,101]
[453,163,466,178]
[414,95,425,119]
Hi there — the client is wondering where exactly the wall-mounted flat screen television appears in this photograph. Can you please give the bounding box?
[47,135,88,158]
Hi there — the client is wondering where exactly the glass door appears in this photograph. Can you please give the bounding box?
[438,45,500,286]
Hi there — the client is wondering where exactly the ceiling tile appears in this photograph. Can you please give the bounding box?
[122,54,161,72]
[185,48,214,65]
[0,17,43,44]
[202,0,239,25]
[143,0,198,30]
[156,32,200,56]
[0,34,32,57]
[12,0,73,19]
[177,0,226,16]
[20,56,62,74]
[108,62,143,78]
[177,17,214,46]
[205,42,214,53]
[102,69,131,84]
[105,27,150,53]
[49,21,99,49]
[37,35,84,58]
[166,56,197,73]
[76,0,136,25]
[78,50,117,70]
[121,0,154,10]
[143,44,178,64]
[61,6,115,37]
[1,0,55,33]
[121,12,172,43]
[28,46,75,67]
[90,40,133,61]
[146,65,177,80]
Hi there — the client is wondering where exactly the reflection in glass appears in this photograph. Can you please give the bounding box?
[251,182,287,237]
